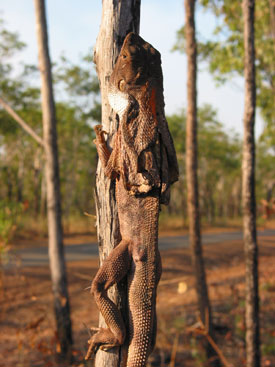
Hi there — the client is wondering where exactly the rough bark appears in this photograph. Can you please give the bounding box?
[184,1,219,365]
[242,1,260,366]
[34,0,72,357]
[93,1,140,367]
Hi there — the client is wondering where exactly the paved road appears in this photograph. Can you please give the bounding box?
[7,229,275,267]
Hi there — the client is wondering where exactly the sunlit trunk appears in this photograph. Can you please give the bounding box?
[184,0,219,365]
[93,1,140,366]
[34,0,72,358]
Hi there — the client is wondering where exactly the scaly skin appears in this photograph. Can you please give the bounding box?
[86,33,178,367]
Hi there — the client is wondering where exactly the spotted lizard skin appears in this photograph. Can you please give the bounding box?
[86,33,179,366]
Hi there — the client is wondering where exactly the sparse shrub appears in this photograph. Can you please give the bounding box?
[0,200,23,264]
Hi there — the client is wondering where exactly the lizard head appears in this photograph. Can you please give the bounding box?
[107,33,179,198]
[108,33,163,116]
[110,32,162,91]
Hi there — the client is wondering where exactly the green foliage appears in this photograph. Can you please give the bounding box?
[56,102,97,216]
[172,315,187,330]
[0,200,23,265]
[256,129,275,203]
[0,17,26,94]
[0,18,25,58]
[167,105,242,222]
[56,54,99,96]
[54,53,101,123]
[262,343,275,356]
[174,0,275,127]
[190,337,207,366]
[0,16,99,228]
[0,12,273,235]
[168,103,274,222]
[0,200,22,244]
[0,18,40,108]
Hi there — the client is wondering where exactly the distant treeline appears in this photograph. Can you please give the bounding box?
[0,15,274,233]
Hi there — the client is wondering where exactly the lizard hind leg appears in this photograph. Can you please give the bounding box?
[86,239,131,358]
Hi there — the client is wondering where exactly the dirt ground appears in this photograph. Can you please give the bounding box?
[1,232,275,367]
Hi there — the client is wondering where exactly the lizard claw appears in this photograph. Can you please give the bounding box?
[85,340,99,360]
[94,125,108,145]
[85,327,122,360]
[94,124,108,137]
[94,124,103,134]
[85,326,101,359]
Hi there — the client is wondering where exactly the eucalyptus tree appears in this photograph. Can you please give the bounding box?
[242,0,260,366]
[184,1,219,365]
[34,0,72,358]
[174,0,274,131]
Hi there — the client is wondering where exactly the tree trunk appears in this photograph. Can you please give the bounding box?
[34,0,73,358]
[242,1,260,366]
[40,165,47,216]
[184,1,219,365]
[93,1,140,367]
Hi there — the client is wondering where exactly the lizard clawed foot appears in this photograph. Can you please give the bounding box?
[85,327,100,359]
[94,124,108,144]
[85,327,122,360]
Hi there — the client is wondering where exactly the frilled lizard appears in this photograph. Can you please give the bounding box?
[86,33,179,367]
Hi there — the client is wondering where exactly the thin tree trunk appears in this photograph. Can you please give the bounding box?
[93,1,140,367]
[34,0,72,358]
[184,1,219,365]
[242,1,260,366]
[40,165,47,217]
[33,150,42,215]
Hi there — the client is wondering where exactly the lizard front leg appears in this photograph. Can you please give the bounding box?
[93,124,111,168]
[85,239,131,359]
[94,124,120,179]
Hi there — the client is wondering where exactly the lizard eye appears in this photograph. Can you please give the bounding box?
[121,54,127,59]
[118,79,126,91]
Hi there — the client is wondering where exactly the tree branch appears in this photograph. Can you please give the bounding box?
[0,96,45,148]
[187,318,233,367]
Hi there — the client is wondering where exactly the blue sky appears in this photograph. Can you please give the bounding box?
[1,0,264,137]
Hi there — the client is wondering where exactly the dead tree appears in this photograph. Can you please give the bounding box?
[93,1,140,366]
[34,0,72,357]
[242,0,260,366]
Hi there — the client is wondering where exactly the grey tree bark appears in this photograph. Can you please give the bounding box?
[93,1,140,366]
[34,0,72,358]
[242,1,260,366]
[184,1,219,365]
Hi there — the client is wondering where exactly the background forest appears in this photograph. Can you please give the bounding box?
[0,0,274,243]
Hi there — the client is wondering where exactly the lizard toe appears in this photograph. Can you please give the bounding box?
[86,327,123,358]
